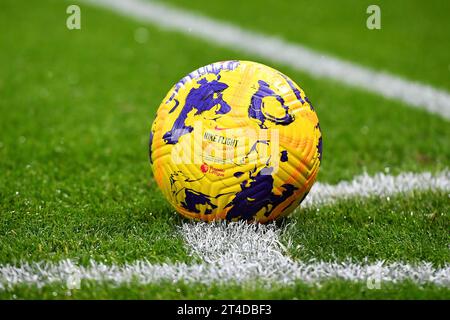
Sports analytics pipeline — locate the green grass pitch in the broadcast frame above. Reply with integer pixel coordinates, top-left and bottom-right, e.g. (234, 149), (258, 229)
(0, 0), (449, 299)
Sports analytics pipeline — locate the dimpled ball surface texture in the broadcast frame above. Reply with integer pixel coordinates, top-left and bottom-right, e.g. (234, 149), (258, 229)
(150, 61), (322, 223)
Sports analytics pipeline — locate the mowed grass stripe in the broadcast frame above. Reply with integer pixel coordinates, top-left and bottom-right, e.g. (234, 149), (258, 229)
(85, 0), (450, 119)
(1, 280), (449, 300)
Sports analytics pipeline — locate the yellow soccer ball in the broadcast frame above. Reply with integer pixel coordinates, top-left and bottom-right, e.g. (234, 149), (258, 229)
(150, 61), (322, 223)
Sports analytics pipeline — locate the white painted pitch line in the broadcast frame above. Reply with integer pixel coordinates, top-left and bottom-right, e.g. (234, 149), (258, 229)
(1, 171), (449, 290)
(0, 222), (449, 290)
(83, 0), (450, 120)
(301, 170), (450, 208)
